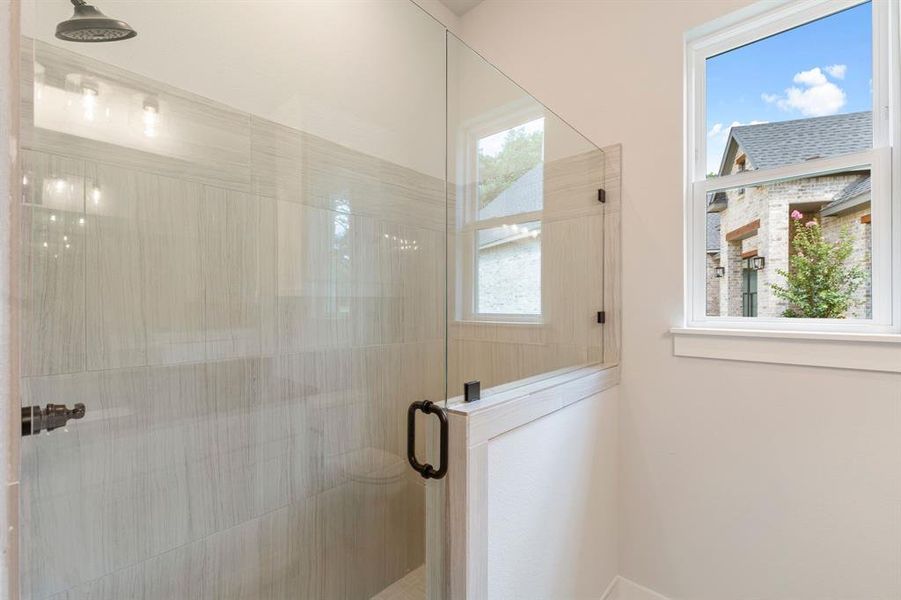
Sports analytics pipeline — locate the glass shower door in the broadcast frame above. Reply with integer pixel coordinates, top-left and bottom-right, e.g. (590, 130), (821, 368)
(446, 33), (608, 399)
(17, 1), (448, 598)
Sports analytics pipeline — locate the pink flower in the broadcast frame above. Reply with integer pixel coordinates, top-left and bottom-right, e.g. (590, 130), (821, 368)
(791, 210), (804, 220)
(805, 220), (817, 228)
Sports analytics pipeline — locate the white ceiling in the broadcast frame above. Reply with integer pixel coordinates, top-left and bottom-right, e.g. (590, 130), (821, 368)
(438, 0), (484, 16)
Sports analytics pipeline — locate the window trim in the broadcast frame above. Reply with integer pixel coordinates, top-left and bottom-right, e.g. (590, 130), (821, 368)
(683, 0), (900, 335)
(458, 103), (546, 322)
(671, 326), (901, 373)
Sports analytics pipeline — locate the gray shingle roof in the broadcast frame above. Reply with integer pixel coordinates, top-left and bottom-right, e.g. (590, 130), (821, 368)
(822, 174), (871, 216)
(478, 164), (543, 247)
(832, 175), (871, 204)
(479, 163), (543, 220)
(722, 111), (871, 174)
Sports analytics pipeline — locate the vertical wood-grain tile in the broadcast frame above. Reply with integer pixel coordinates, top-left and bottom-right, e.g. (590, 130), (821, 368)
(84, 162), (148, 370)
(199, 517), (262, 600)
(187, 358), (261, 537)
(255, 355), (292, 515)
(201, 186), (261, 360)
(20, 372), (98, 599)
(601, 144), (622, 364)
(142, 175), (205, 365)
(276, 200), (308, 355)
(259, 196), (278, 356)
(20, 151), (86, 376)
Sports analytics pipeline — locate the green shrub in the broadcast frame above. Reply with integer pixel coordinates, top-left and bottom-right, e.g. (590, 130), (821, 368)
(770, 210), (866, 318)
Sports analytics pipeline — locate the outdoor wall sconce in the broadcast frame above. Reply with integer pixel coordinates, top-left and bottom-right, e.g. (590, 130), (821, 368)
(714, 266), (725, 278)
(752, 256), (766, 270)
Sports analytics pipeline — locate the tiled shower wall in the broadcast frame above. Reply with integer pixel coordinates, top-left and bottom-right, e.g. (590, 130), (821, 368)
(19, 41), (444, 599)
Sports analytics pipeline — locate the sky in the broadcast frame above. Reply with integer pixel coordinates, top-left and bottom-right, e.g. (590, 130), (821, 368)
(705, 2), (872, 174)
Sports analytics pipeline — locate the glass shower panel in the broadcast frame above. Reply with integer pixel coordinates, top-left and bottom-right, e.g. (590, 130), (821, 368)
(446, 34), (606, 397)
(18, 1), (446, 599)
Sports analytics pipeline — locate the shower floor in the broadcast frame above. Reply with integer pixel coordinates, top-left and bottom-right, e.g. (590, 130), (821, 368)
(371, 565), (426, 600)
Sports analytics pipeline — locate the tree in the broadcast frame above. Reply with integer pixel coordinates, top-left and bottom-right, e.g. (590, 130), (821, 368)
(477, 128), (543, 209)
(770, 210), (866, 318)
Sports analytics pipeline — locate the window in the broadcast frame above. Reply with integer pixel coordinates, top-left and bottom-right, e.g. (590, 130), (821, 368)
(463, 115), (545, 319)
(685, 0), (897, 333)
(476, 221), (541, 314)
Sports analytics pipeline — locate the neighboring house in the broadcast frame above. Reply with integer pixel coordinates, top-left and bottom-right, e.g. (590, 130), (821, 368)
(477, 163), (543, 314)
(706, 111), (872, 319)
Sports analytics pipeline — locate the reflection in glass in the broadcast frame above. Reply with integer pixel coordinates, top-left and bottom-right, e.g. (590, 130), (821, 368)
(477, 221), (541, 315)
(477, 117), (544, 217)
(447, 32), (606, 394)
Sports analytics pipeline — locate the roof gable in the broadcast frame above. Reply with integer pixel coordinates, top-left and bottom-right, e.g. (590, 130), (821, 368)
(718, 111), (872, 176)
(480, 163), (543, 219)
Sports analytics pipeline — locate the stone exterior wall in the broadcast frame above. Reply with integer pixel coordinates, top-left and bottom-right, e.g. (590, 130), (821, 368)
(713, 171), (869, 318)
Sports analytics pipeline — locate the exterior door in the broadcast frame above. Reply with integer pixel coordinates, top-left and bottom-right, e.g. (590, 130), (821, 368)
(742, 258), (758, 317)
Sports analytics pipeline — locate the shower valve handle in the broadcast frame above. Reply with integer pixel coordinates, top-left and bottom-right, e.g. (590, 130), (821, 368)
(22, 403), (86, 436)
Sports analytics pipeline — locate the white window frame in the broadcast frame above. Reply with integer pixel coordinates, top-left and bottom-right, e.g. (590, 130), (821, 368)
(683, 0), (900, 335)
(458, 104), (545, 323)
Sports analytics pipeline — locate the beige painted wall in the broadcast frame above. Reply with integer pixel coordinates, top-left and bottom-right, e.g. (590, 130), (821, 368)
(457, 1), (901, 599)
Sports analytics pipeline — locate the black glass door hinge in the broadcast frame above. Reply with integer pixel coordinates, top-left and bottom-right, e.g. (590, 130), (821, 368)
(464, 380), (480, 403)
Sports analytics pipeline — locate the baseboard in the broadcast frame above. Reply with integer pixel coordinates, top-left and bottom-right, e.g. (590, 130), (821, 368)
(601, 576), (671, 600)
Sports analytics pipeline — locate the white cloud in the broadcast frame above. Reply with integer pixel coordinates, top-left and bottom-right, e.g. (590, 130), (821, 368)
(762, 65), (847, 117)
(707, 123), (724, 138)
(825, 64), (847, 79)
(793, 67), (828, 87)
(777, 83), (846, 116)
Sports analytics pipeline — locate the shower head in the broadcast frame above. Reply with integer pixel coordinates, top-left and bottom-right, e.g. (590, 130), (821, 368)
(55, 0), (136, 43)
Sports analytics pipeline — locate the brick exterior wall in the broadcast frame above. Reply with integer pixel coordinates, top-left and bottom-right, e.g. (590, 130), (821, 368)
(478, 236), (541, 314)
(706, 252), (721, 316)
(821, 205), (872, 319)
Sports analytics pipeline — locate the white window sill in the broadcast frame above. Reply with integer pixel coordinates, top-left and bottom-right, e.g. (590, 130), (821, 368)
(671, 327), (901, 373)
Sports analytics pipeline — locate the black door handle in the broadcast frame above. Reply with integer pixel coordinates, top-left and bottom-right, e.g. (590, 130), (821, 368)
(407, 400), (448, 480)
